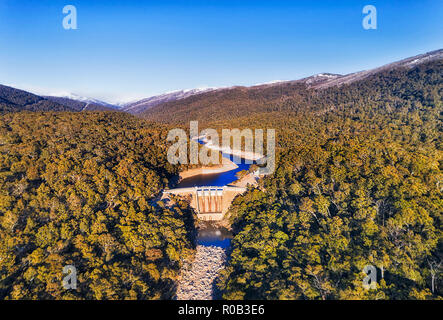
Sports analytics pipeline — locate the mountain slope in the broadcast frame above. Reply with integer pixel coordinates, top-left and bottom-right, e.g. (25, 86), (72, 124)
(0, 85), (120, 113)
(123, 88), (217, 114)
(0, 85), (77, 112)
(311, 48), (443, 89)
(214, 51), (442, 300)
(44, 95), (120, 112)
(0, 112), (195, 299)
(141, 49), (443, 124)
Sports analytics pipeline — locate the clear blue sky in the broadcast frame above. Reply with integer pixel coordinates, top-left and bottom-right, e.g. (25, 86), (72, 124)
(0, 0), (441, 103)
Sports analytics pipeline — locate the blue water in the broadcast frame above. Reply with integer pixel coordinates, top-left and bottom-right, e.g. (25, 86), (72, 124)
(198, 238), (231, 248)
(197, 223), (232, 248)
(178, 139), (245, 247)
(177, 152), (253, 188)
(177, 139), (253, 187)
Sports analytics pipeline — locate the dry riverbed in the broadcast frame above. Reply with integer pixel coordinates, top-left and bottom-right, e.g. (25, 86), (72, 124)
(175, 245), (227, 300)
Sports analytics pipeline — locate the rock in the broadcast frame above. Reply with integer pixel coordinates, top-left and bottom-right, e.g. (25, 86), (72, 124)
(175, 245), (227, 300)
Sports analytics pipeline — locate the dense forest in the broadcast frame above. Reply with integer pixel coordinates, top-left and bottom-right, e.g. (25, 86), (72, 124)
(215, 60), (443, 299)
(0, 112), (196, 299)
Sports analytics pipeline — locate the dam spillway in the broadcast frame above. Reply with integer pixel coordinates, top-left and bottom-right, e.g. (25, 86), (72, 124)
(162, 186), (247, 221)
(196, 187), (224, 214)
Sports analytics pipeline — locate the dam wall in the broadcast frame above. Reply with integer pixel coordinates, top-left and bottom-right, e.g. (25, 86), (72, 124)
(162, 186), (246, 221)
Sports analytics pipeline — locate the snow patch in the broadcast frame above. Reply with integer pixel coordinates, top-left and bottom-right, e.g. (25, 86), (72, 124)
(252, 80), (288, 86)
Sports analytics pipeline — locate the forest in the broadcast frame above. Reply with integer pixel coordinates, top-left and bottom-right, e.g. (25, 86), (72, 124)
(0, 112), (196, 299)
(0, 58), (441, 300)
(215, 60), (442, 299)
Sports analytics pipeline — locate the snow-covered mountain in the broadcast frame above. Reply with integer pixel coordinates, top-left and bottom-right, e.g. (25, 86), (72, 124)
(305, 49), (443, 89)
(300, 73), (342, 86)
(45, 93), (120, 110)
(139, 49), (443, 123)
(249, 49), (443, 91)
(44, 93), (121, 112)
(122, 87), (218, 114)
(39, 48), (443, 115)
(251, 80), (290, 87)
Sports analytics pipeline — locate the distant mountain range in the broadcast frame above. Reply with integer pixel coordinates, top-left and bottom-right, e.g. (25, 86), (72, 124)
(245, 48), (443, 90)
(0, 85), (120, 113)
(121, 88), (217, 114)
(141, 49), (443, 123)
(127, 49), (443, 115)
(0, 84), (75, 112)
(1, 49), (441, 114)
(43, 94), (120, 112)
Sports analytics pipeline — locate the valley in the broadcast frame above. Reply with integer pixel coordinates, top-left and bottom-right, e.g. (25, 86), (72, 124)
(0, 50), (442, 300)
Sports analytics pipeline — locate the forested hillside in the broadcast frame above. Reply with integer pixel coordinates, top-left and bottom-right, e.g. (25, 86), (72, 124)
(43, 96), (119, 112)
(0, 112), (196, 299)
(216, 60), (443, 299)
(0, 85), (119, 113)
(142, 82), (310, 124)
(142, 58), (442, 127)
(0, 85), (77, 112)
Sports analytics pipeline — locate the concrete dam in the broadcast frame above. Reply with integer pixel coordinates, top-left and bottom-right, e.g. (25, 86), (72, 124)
(162, 186), (247, 221)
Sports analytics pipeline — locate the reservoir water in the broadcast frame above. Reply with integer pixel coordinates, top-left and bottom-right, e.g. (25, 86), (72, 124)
(175, 140), (251, 299)
(177, 156), (252, 187)
(177, 139), (254, 188)
(177, 139), (251, 247)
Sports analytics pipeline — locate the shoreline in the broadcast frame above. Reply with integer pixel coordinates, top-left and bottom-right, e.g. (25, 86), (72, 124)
(194, 135), (264, 162)
(179, 156), (239, 180)
(178, 134), (263, 181)
(173, 139), (261, 300)
(229, 172), (258, 188)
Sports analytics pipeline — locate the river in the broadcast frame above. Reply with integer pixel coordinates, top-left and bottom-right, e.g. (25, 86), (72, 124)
(177, 152), (253, 188)
(174, 222), (232, 299)
(175, 142), (254, 299)
(179, 140), (254, 246)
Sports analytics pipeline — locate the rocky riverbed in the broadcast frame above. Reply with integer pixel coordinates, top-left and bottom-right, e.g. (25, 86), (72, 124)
(175, 245), (227, 300)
